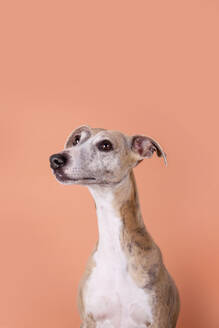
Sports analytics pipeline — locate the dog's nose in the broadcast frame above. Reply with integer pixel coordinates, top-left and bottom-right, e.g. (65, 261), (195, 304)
(49, 153), (67, 169)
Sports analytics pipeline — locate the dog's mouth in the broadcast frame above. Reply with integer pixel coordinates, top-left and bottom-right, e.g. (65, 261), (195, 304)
(54, 170), (96, 183)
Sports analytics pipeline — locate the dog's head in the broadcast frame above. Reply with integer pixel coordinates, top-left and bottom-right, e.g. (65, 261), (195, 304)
(49, 125), (167, 186)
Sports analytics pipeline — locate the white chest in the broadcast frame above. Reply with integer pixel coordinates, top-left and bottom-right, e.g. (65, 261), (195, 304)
(84, 203), (153, 328)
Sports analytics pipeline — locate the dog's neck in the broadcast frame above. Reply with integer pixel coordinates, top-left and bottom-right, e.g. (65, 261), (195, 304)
(88, 171), (144, 250)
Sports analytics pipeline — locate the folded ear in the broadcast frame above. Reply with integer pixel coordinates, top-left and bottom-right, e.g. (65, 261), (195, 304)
(64, 125), (91, 148)
(131, 135), (167, 166)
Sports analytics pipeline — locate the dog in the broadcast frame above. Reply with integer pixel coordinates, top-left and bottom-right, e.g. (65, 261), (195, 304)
(49, 125), (180, 328)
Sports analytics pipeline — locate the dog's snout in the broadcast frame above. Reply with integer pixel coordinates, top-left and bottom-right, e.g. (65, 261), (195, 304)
(49, 153), (67, 169)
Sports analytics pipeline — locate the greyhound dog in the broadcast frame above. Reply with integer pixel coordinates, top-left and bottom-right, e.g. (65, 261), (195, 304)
(49, 125), (180, 328)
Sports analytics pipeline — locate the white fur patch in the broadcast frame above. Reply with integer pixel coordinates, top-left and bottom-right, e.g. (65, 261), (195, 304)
(85, 189), (153, 328)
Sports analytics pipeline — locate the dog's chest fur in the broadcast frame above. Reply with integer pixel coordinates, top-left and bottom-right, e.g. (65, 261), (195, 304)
(84, 197), (153, 328)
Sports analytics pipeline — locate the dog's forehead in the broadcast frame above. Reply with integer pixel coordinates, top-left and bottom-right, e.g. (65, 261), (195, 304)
(64, 126), (129, 149)
(91, 129), (128, 146)
(90, 127), (106, 135)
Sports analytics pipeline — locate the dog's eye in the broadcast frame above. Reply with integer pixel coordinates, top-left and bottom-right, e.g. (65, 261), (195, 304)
(72, 134), (81, 146)
(97, 140), (113, 152)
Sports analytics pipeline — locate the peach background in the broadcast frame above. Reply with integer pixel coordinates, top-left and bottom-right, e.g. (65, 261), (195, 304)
(0, 1), (219, 327)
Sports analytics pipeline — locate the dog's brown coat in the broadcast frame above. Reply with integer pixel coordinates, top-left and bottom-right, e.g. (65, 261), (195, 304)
(78, 171), (179, 328)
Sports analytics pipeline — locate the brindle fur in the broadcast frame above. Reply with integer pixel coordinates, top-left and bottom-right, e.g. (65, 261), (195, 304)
(78, 171), (179, 327)
(118, 172), (180, 328)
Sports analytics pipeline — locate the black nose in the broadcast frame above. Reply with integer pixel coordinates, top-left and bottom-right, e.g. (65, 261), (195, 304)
(49, 153), (67, 169)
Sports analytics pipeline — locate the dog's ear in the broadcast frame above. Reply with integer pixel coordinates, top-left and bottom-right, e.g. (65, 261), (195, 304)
(64, 125), (91, 148)
(131, 135), (167, 166)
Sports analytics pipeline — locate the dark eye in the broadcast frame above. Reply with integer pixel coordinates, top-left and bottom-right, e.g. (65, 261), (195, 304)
(72, 134), (81, 146)
(97, 139), (113, 152)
